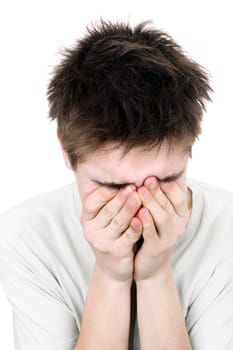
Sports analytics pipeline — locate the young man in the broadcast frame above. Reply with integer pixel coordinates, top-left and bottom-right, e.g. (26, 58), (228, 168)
(0, 19), (233, 350)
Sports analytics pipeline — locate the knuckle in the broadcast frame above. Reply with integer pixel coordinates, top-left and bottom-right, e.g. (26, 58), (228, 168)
(111, 216), (126, 232)
(124, 228), (140, 242)
(102, 205), (115, 219)
(160, 198), (170, 210)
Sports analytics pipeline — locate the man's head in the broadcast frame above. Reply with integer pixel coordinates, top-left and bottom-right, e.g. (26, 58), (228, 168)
(47, 19), (212, 171)
(73, 142), (191, 203)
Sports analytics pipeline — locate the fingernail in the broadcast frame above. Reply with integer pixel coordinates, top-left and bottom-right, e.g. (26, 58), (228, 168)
(124, 185), (134, 193)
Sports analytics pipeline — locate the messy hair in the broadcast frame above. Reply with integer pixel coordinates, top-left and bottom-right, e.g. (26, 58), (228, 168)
(47, 19), (212, 169)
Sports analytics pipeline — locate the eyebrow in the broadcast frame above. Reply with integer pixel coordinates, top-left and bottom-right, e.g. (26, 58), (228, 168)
(91, 168), (185, 189)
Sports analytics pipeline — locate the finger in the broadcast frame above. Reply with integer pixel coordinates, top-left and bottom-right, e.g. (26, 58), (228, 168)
(137, 207), (159, 245)
(121, 216), (143, 248)
(109, 191), (142, 237)
(160, 181), (189, 217)
(137, 186), (168, 236)
(96, 186), (136, 228)
(91, 185), (136, 228)
(143, 177), (173, 213)
(82, 186), (119, 221)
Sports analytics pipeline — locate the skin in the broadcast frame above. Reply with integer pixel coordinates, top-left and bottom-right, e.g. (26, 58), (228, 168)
(71, 143), (191, 200)
(61, 140), (192, 349)
(71, 142), (192, 279)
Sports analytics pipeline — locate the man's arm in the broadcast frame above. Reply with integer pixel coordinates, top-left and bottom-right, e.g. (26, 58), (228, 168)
(75, 185), (142, 349)
(74, 267), (131, 350)
(134, 178), (192, 349)
(136, 266), (191, 349)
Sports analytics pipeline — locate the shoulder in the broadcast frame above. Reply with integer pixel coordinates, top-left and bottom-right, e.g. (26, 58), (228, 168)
(189, 179), (233, 215)
(0, 182), (79, 243)
(186, 179), (233, 265)
(0, 182), (84, 285)
(0, 183), (80, 348)
(184, 179), (233, 262)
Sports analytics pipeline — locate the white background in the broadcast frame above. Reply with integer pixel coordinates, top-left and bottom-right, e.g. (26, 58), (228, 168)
(0, 0), (232, 348)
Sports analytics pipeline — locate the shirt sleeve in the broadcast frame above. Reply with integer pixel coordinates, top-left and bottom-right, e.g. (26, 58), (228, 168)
(0, 236), (79, 350)
(186, 248), (233, 350)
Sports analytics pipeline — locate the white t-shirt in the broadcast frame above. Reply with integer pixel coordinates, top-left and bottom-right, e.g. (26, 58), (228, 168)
(0, 179), (233, 350)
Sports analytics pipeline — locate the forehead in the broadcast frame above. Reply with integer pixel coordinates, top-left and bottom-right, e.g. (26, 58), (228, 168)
(81, 143), (189, 185)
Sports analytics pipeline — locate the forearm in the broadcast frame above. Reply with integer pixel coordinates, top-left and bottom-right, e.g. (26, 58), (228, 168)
(136, 265), (192, 350)
(75, 265), (132, 350)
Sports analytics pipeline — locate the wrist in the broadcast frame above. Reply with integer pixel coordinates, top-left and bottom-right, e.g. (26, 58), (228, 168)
(93, 264), (133, 290)
(135, 263), (172, 288)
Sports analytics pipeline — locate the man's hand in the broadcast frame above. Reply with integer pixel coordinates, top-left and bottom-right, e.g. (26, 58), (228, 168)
(134, 177), (190, 282)
(81, 185), (142, 283)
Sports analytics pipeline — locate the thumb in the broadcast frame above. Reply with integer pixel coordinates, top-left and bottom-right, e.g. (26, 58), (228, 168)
(123, 217), (143, 247)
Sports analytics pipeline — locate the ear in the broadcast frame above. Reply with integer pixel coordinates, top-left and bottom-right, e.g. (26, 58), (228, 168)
(57, 130), (72, 170)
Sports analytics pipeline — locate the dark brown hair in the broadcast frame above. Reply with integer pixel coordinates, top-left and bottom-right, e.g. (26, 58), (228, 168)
(47, 19), (212, 169)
